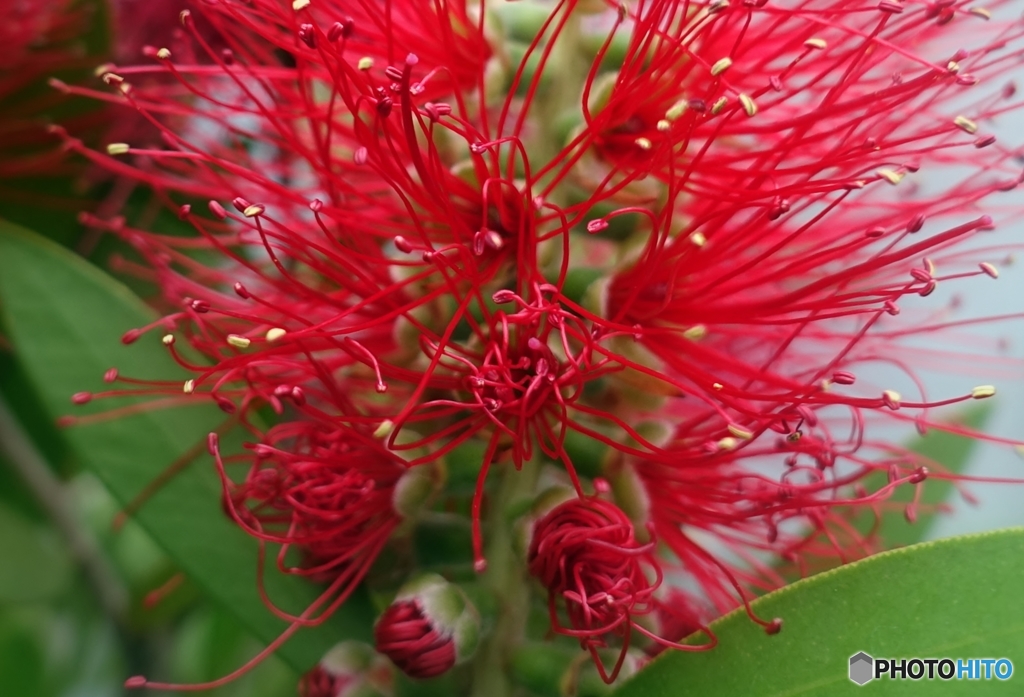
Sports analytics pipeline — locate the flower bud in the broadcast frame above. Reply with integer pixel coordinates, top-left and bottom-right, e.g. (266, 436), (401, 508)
(374, 573), (480, 679)
(300, 641), (392, 697)
(391, 465), (437, 519)
(528, 496), (663, 683)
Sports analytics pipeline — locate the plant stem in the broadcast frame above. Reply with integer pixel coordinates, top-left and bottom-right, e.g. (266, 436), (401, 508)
(470, 456), (541, 697)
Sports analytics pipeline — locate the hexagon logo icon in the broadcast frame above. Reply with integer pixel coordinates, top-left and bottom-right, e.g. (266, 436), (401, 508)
(849, 652), (874, 685)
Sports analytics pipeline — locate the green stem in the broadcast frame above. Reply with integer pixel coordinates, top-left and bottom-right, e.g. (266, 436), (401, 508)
(470, 457), (542, 697)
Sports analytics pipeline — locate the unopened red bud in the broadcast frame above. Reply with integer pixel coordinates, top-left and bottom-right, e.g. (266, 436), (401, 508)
(374, 574), (479, 679)
(121, 328), (142, 344)
(72, 392), (93, 405)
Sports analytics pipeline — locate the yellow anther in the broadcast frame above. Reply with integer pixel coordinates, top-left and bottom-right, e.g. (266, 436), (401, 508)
(739, 93), (757, 117)
(162, 334), (175, 346)
(690, 231), (707, 247)
(684, 325), (707, 340)
(183, 379), (195, 394)
(804, 38), (827, 50)
(727, 424), (754, 440)
(666, 100), (688, 121)
(358, 57), (374, 71)
(711, 57), (732, 76)
(106, 143), (130, 156)
(971, 385), (996, 399)
(265, 327), (287, 342)
(877, 169), (904, 185)
(954, 115), (978, 134)
(227, 334), (251, 349)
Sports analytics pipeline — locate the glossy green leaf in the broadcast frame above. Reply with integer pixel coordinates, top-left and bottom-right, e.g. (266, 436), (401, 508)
(615, 527), (1024, 697)
(0, 222), (371, 675)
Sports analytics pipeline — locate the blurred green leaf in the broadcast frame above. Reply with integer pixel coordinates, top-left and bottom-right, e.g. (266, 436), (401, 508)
(776, 405), (994, 582)
(172, 607), (299, 697)
(0, 503), (73, 604)
(0, 613), (45, 697)
(0, 221), (371, 676)
(875, 404), (992, 548)
(614, 527), (1024, 697)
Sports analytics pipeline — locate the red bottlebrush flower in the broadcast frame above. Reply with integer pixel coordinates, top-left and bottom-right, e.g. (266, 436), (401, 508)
(214, 422), (408, 599)
(528, 496), (715, 683)
(61, 0), (1024, 688)
(373, 574), (480, 679)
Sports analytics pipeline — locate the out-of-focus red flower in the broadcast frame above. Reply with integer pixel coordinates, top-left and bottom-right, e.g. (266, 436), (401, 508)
(0, 0), (92, 179)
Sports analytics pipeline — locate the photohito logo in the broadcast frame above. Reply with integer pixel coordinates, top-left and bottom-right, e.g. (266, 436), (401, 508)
(849, 653), (1013, 685)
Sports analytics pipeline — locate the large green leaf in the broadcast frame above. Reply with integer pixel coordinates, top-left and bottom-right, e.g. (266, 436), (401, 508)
(615, 527), (1024, 696)
(0, 222), (371, 676)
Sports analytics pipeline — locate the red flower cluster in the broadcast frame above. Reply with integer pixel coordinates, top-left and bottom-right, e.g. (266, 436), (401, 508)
(61, 0), (1024, 687)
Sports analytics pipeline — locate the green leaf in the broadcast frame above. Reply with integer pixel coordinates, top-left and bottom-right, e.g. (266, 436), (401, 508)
(0, 221), (371, 676)
(614, 527), (1024, 697)
(875, 403), (992, 548)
